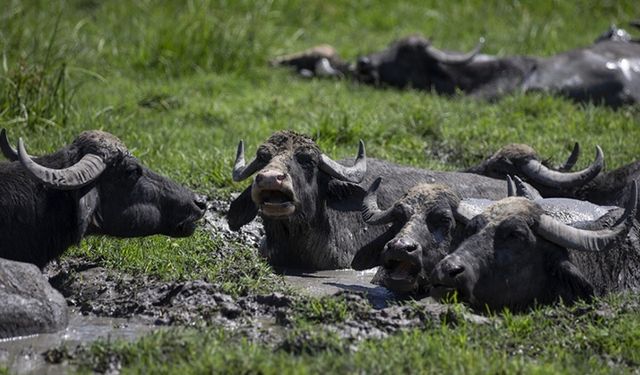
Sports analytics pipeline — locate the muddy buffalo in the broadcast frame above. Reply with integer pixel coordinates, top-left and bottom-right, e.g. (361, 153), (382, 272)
(0, 130), (206, 268)
(468, 142), (640, 207)
(226, 131), (548, 270)
(272, 27), (640, 106)
(431, 183), (639, 312)
(352, 177), (620, 296)
(352, 180), (468, 294)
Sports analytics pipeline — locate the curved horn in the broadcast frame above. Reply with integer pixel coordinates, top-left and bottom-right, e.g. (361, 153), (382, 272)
(361, 177), (396, 225)
(513, 176), (537, 200)
(232, 140), (263, 182)
(0, 129), (18, 161)
(424, 37), (484, 65)
(507, 175), (516, 197)
(537, 181), (637, 252)
(520, 145), (603, 189)
(18, 138), (106, 190)
(558, 142), (580, 172)
(319, 140), (367, 183)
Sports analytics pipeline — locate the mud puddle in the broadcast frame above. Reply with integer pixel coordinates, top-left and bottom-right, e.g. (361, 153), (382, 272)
(0, 312), (158, 375)
(282, 268), (393, 308)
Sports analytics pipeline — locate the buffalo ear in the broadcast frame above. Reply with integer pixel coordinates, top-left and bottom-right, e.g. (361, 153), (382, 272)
(351, 246), (382, 270)
(327, 180), (366, 212)
(77, 187), (99, 237)
(552, 259), (594, 304)
(351, 226), (399, 270)
(227, 186), (258, 231)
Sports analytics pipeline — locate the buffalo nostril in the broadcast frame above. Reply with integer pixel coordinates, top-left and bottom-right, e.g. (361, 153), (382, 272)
(447, 264), (465, 278)
(276, 174), (287, 181)
(194, 196), (207, 211)
(255, 174), (264, 184)
(388, 238), (418, 253)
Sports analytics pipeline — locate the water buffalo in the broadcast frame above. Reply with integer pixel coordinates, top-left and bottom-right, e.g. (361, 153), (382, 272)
(352, 177), (619, 295)
(273, 27), (640, 106)
(430, 183), (639, 312)
(0, 129), (206, 268)
(352, 180), (470, 294)
(467, 142), (640, 207)
(226, 131), (549, 270)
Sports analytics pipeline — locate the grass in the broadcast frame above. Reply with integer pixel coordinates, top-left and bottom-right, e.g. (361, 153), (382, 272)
(1, 0), (640, 373)
(67, 293), (640, 374)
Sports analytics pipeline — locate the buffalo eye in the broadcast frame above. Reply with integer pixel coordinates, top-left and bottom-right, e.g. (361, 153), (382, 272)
(427, 210), (454, 231)
(295, 150), (316, 168)
(122, 159), (142, 179)
(496, 217), (533, 244)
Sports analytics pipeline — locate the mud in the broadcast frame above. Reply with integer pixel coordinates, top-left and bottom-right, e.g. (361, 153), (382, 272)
(1, 198), (491, 373)
(204, 197), (264, 249)
(0, 313), (157, 375)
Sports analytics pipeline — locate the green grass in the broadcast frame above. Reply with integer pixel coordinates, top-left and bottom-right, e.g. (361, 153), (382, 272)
(69, 294), (640, 374)
(2, 0), (640, 373)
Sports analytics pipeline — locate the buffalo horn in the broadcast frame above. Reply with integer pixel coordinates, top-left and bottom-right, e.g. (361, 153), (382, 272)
(0, 129), (18, 161)
(507, 175), (516, 197)
(319, 140), (367, 183)
(361, 177), (396, 225)
(232, 140), (264, 182)
(558, 142), (580, 172)
(536, 181), (637, 252)
(424, 37), (484, 65)
(18, 138), (106, 190)
(513, 176), (537, 200)
(520, 145), (603, 188)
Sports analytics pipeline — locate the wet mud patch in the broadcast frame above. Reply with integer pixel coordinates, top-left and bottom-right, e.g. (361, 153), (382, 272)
(45, 258), (490, 339)
(205, 197), (264, 248)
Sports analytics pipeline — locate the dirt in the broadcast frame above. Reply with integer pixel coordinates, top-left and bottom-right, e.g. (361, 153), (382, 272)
(44, 257), (489, 335)
(1, 198), (491, 373)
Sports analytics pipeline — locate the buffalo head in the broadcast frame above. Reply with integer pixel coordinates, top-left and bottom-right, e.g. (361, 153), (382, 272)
(227, 131), (365, 229)
(14, 130), (206, 238)
(351, 179), (469, 294)
(354, 35), (484, 90)
(468, 143), (603, 190)
(431, 183), (636, 312)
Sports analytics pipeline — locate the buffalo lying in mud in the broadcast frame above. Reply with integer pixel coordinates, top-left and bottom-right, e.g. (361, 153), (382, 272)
(227, 131), (548, 270)
(272, 26), (640, 106)
(0, 129), (206, 268)
(468, 142), (639, 207)
(352, 177), (622, 296)
(431, 182), (640, 312)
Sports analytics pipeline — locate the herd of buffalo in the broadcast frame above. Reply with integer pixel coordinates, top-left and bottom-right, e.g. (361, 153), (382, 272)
(2, 24), (640, 338)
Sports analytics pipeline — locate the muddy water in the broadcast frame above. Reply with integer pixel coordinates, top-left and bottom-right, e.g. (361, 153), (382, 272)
(282, 268), (394, 308)
(0, 312), (158, 375)
(0, 266), (395, 374)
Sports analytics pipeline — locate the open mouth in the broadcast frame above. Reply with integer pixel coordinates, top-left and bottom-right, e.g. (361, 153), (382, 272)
(383, 260), (421, 293)
(258, 189), (296, 217)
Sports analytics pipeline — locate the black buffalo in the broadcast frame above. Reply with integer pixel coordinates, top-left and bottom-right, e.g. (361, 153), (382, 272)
(430, 183), (639, 312)
(352, 180), (469, 294)
(272, 26), (640, 106)
(352, 177), (619, 295)
(467, 142), (639, 207)
(226, 131), (547, 270)
(0, 130), (206, 268)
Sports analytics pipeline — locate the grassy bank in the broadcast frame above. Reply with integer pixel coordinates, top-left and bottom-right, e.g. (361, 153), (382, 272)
(63, 293), (640, 374)
(2, 0), (639, 373)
